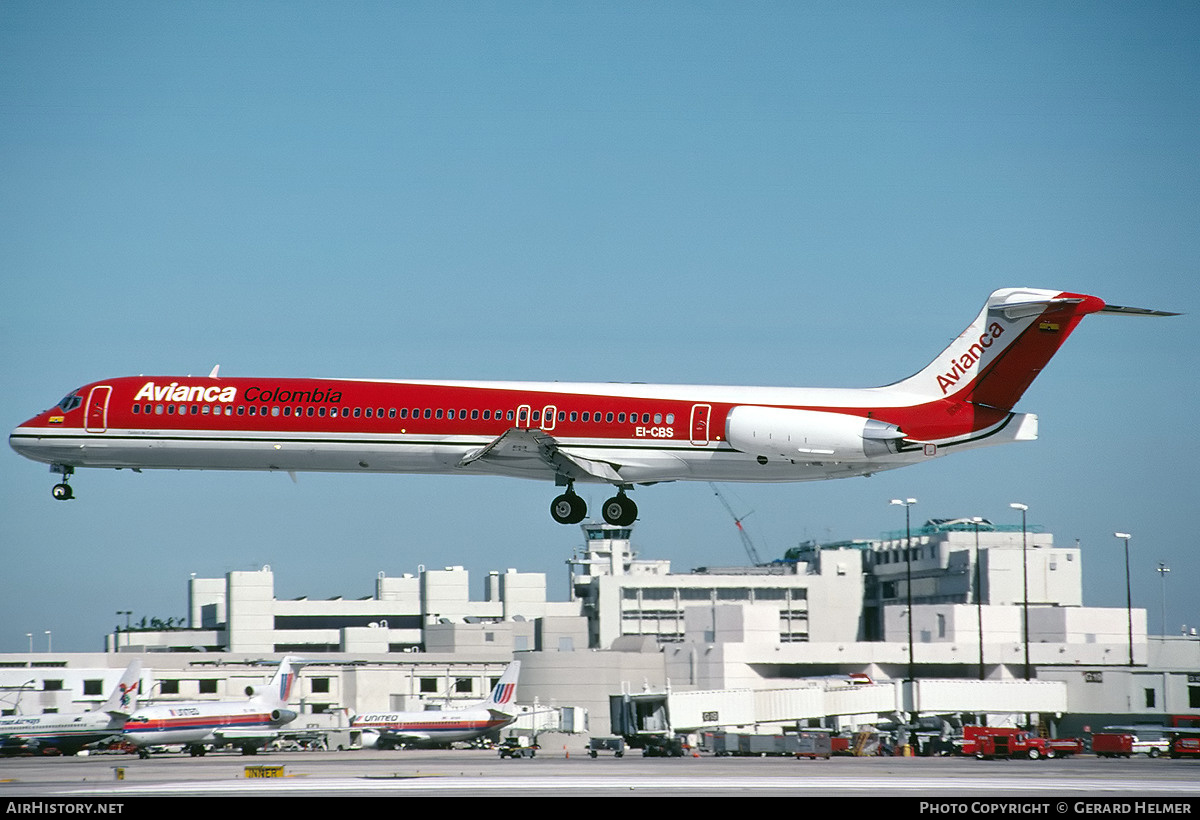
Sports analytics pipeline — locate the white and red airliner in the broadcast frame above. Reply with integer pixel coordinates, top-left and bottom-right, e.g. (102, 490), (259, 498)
(122, 656), (302, 758)
(9, 288), (1173, 525)
(352, 661), (522, 749)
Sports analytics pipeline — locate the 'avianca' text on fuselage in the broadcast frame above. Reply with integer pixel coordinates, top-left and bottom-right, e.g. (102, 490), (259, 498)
(9, 288), (1175, 524)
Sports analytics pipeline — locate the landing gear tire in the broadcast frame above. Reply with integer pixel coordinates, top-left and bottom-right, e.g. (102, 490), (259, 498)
(602, 494), (637, 526)
(550, 492), (587, 525)
(51, 483), (73, 501)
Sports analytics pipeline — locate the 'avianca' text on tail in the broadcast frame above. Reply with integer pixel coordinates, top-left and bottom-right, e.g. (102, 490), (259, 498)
(9, 288), (1176, 524)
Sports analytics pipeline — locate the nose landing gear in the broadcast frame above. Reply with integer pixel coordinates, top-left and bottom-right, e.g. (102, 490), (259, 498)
(50, 464), (74, 501)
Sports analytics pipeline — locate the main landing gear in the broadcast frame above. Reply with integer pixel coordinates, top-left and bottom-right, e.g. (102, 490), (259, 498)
(550, 488), (588, 525)
(601, 490), (637, 527)
(50, 464), (74, 501)
(549, 484), (637, 526)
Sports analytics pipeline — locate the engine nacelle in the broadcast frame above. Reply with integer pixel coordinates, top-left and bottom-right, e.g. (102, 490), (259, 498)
(270, 709), (298, 724)
(724, 405), (904, 461)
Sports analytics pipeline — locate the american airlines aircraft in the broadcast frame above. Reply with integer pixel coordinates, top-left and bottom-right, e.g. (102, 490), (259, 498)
(8, 288), (1173, 525)
(352, 661), (521, 749)
(122, 656), (302, 757)
(0, 661), (141, 756)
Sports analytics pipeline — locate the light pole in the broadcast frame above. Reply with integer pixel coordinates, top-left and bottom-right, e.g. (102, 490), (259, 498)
(44, 631), (51, 653)
(1010, 503), (1030, 680)
(971, 517), (985, 681)
(890, 498), (917, 681)
(1156, 563), (1171, 637)
(1115, 533), (1133, 666)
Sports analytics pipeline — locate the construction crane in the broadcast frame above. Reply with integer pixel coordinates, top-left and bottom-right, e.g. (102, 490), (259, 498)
(708, 483), (764, 566)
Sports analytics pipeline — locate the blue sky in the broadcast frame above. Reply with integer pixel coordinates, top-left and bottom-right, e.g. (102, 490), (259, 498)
(1, 2), (1196, 653)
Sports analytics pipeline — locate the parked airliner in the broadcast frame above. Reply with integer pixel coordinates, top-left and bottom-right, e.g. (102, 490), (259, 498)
(352, 661), (521, 749)
(9, 288), (1174, 524)
(122, 656), (302, 757)
(0, 661), (141, 756)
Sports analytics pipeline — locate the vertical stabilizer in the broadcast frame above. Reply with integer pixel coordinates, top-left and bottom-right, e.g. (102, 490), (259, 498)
(100, 660), (142, 717)
(884, 288), (1106, 411)
(483, 661), (520, 710)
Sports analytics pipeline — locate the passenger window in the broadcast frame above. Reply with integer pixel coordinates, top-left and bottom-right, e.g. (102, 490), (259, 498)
(581, 412), (589, 422)
(388, 408), (396, 418)
(654, 413), (662, 424)
(354, 408), (362, 418)
(506, 410), (514, 420)
(666, 413), (675, 424)
(618, 413), (625, 423)
(459, 409), (466, 418)
(471, 409), (479, 420)
(248, 406), (256, 416)
(483, 410), (491, 420)
(423, 409), (431, 419)
(447, 409), (455, 419)
(436, 409), (444, 419)
(605, 412), (613, 422)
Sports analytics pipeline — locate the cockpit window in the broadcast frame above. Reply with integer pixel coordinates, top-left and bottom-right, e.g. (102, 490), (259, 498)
(57, 393), (83, 413)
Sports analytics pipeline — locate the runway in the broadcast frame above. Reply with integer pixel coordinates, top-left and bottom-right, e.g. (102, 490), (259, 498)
(3, 749), (1199, 798)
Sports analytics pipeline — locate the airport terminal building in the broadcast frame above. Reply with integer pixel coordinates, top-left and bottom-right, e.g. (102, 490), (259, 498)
(3, 519), (1197, 739)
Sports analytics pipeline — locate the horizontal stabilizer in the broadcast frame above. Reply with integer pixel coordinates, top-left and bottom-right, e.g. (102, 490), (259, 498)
(1100, 303), (1181, 317)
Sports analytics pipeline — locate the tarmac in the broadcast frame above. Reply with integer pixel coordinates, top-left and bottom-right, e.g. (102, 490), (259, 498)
(2, 747), (1199, 798)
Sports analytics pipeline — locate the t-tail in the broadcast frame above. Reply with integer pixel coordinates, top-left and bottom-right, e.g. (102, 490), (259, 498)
(483, 661), (520, 713)
(99, 660), (142, 717)
(879, 287), (1177, 445)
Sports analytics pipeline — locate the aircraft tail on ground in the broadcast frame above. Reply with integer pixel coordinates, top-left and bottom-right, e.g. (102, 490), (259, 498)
(246, 656), (305, 707)
(99, 660), (142, 717)
(483, 661), (520, 712)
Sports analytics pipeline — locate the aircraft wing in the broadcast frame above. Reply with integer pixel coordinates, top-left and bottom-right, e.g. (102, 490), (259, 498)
(212, 728), (282, 743)
(458, 428), (623, 483)
(380, 729), (433, 742)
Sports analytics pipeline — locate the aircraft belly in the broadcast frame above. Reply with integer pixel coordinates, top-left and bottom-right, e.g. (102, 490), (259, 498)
(12, 428), (925, 482)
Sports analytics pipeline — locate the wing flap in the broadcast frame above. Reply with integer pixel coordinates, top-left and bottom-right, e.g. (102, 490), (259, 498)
(458, 428), (622, 483)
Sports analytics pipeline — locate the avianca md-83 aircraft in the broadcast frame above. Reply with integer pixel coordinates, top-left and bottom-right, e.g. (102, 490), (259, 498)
(9, 288), (1174, 525)
(351, 661), (521, 749)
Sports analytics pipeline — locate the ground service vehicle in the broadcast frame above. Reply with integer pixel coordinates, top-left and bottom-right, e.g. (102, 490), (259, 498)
(974, 730), (1082, 760)
(1092, 732), (1167, 758)
(497, 737), (537, 759)
(588, 737), (625, 758)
